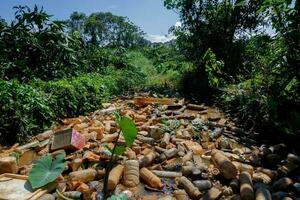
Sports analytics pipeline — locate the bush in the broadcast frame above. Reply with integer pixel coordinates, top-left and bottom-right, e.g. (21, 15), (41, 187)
(127, 50), (194, 93)
(220, 79), (300, 137)
(0, 6), (81, 82)
(0, 80), (53, 144)
(32, 75), (111, 118)
(1, 67), (148, 144)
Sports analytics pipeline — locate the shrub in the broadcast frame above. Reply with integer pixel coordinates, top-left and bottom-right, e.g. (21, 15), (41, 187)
(0, 6), (81, 82)
(32, 69), (146, 119)
(33, 75), (110, 118)
(0, 80), (53, 144)
(219, 78), (300, 136)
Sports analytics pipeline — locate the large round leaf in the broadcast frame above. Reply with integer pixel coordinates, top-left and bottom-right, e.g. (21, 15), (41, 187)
(28, 154), (66, 189)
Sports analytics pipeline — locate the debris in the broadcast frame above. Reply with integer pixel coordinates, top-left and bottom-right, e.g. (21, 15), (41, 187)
(2, 95), (300, 199)
(0, 156), (18, 174)
(69, 169), (97, 183)
(19, 150), (38, 166)
(60, 191), (82, 199)
(134, 97), (175, 106)
(69, 158), (83, 171)
(139, 151), (156, 167)
(160, 132), (171, 148)
(272, 177), (293, 191)
(124, 160), (139, 187)
(232, 161), (254, 174)
(158, 148), (178, 162)
(186, 104), (207, 111)
(202, 187), (222, 200)
(182, 151), (193, 163)
(149, 126), (164, 140)
(253, 172), (272, 184)
(254, 183), (271, 200)
(140, 167), (163, 189)
(183, 141), (203, 155)
(151, 170), (182, 178)
(51, 129), (85, 151)
(211, 149), (237, 179)
(193, 180), (212, 191)
(176, 176), (202, 199)
(229, 178), (240, 193)
(39, 194), (55, 200)
(173, 189), (189, 200)
(108, 164), (124, 190)
(240, 171), (254, 200)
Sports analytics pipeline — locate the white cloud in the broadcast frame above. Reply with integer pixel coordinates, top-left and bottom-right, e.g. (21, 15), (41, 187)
(145, 21), (181, 43)
(174, 21), (182, 27)
(145, 34), (176, 43)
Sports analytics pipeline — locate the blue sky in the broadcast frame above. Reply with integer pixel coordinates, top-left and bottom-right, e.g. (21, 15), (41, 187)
(0, 0), (179, 42)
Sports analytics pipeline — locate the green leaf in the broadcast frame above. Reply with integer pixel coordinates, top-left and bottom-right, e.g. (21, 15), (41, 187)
(235, 0), (246, 7)
(28, 154), (66, 189)
(114, 145), (126, 155)
(118, 116), (137, 147)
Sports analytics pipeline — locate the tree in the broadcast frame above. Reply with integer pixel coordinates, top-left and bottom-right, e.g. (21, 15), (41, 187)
(0, 5), (81, 81)
(164, 0), (265, 83)
(80, 12), (146, 48)
(0, 16), (6, 30)
(67, 11), (87, 34)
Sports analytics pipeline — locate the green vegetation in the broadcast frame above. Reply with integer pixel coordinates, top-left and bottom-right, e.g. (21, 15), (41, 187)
(28, 154), (66, 189)
(164, 0), (300, 138)
(0, 80), (54, 144)
(0, 1), (299, 144)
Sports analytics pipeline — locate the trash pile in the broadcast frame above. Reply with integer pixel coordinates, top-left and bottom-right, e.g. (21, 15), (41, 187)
(0, 95), (300, 200)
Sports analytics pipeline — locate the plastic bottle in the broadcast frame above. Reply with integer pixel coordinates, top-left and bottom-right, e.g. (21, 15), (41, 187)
(176, 176), (202, 199)
(140, 167), (163, 189)
(108, 164), (124, 190)
(240, 171), (254, 200)
(173, 189), (189, 200)
(160, 132), (171, 148)
(124, 160), (139, 187)
(139, 151), (156, 167)
(69, 169), (97, 183)
(158, 148), (178, 162)
(211, 149), (237, 179)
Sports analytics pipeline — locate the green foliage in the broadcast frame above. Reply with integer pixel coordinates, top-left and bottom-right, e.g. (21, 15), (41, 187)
(118, 116), (138, 147)
(0, 6), (81, 82)
(1, 67), (146, 144)
(67, 11), (147, 48)
(203, 48), (224, 87)
(84, 47), (130, 72)
(164, 0), (265, 89)
(106, 114), (138, 156)
(0, 6), (149, 83)
(163, 0), (300, 137)
(0, 80), (53, 144)
(139, 44), (194, 93)
(29, 154), (66, 189)
(36, 75), (110, 118)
